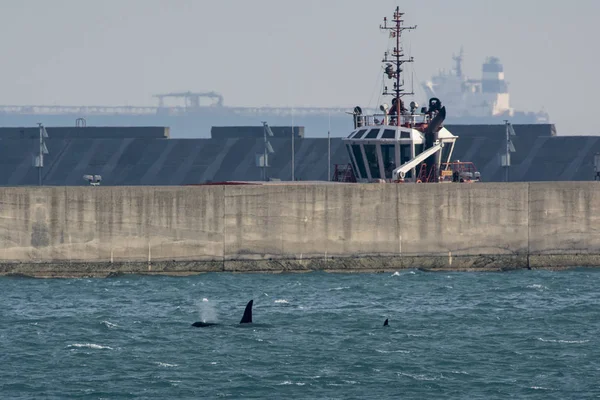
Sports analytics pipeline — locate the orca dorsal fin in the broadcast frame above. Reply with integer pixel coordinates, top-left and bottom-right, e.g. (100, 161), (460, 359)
(384, 319), (389, 326)
(240, 300), (253, 324)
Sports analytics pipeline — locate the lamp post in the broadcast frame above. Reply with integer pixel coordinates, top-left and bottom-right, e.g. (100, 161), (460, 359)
(35, 123), (49, 186)
(328, 112), (331, 181)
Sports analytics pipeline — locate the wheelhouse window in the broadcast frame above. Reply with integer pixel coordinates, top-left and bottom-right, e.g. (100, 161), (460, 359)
(380, 144), (396, 180)
(441, 143), (452, 163)
(363, 144), (381, 179)
(400, 144), (413, 178)
(381, 129), (395, 139)
(365, 129), (380, 139)
(351, 145), (368, 178)
(353, 129), (368, 139)
(400, 144), (412, 165)
(415, 144), (424, 157)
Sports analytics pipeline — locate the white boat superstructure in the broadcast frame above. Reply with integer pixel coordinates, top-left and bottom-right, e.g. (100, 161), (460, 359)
(342, 7), (480, 184)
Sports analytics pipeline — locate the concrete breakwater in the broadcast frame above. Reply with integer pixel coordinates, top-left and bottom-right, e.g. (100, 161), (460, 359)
(0, 183), (598, 277)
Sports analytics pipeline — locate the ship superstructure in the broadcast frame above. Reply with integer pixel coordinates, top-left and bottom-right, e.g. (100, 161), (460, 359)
(423, 49), (549, 124)
(341, 8), (479, 184)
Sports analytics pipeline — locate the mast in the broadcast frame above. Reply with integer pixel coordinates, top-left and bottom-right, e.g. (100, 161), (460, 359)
(453, 47), (464, 78)
(380, 7), (416, 122)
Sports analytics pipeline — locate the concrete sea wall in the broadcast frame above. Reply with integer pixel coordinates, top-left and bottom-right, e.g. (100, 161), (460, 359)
(0, 183), (598, 277)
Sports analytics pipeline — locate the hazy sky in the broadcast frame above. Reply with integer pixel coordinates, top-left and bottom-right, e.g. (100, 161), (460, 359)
(0, 0), (598, 134)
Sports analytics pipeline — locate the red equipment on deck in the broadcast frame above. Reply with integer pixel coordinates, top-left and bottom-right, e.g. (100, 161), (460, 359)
(332, 164), (357, 182)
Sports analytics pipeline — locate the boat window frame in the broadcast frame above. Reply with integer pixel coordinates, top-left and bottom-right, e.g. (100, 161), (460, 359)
(346, 144), (361, 179)
(365, 129), (380, 139)
(363, 143), (381, 180)
(351, 144), (368, 179)
(353, 129), (368, 139)
(380, 143), (396, 180)
(381, 129), (396, 139)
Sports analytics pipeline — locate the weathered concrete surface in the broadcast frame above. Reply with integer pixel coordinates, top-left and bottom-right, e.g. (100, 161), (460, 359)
(0, 183), (599, 277)
(398, 183), (529, 259)
(0, 186), (224, 265)
(223, 184), (401, 262)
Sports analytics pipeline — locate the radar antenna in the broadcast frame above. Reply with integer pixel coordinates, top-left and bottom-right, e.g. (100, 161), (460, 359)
(380, 7), (416, 122)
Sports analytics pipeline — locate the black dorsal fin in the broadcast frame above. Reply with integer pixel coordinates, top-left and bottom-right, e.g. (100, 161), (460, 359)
(240, 300), (253, 324)
(383, 319), (389, 326)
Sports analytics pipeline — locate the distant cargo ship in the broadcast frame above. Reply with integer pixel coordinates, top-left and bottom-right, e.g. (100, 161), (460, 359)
(423, 49), (550, 125)
(0, 57), (548, 138)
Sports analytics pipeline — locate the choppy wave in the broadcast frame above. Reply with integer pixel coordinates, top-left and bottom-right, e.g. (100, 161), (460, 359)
(155, 362), (178, 368)
(375, 349), (411, 354)
(101, 320), (118, 329)
(67, 343), (113, 350)
(538, 338), (589, 344)
(2, 269), (599, 398)
(527, 284), (549, 290)
(278, 381), (305, 386)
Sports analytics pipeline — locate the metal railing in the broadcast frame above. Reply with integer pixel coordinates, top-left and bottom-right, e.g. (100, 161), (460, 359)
(353, 112), (429, 128)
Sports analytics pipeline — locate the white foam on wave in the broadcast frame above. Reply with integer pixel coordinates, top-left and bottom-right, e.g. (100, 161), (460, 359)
(406, 333), (428, 338)
(538, 338), (589, 344)
(202, 298), (209, 302)
(274, 299), (289, 304)
(376, 349), (410, 354)
(391, 271), (401, 276)
(102, 321), (118, 329)
(277, 380), (305, 386)
(450, 370), (470, 375)
(527, 284), (549, 290)
(68, 343), (113, 350)
(155, 362), (178, 368)
(329, 286), (350, 291)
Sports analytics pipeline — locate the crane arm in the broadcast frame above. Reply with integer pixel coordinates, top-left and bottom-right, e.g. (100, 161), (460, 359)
(392, 141), (443, 181)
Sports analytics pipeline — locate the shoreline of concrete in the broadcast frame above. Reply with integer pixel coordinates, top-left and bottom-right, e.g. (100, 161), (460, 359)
(0, 254), (595, 278)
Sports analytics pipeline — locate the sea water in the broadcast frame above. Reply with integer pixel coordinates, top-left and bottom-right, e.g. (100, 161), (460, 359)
(1, 269), (599, 399)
